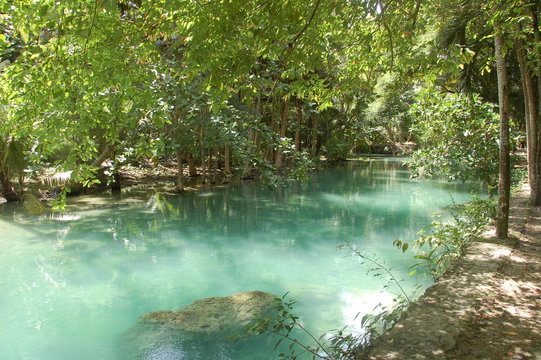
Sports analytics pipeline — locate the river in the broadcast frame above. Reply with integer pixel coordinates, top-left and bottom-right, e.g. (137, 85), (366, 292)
(0, 158), (483, 359)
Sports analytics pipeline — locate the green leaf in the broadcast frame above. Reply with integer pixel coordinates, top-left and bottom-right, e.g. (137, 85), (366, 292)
(19, 28), (29, 43)
(98, 0), (118, 12)
(402, 243), (409, 252)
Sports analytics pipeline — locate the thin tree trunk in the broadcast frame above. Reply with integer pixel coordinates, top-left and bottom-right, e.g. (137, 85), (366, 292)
(175, 150), (185, 192)
(530, 6), (541, 205)
(515, 34), (538, 195)
(201, 154), (207, 184)
(243, 128), (255, 178)
(200, 127), (207, 184)
(274, 98), (289, 168)
(253, 94), (261, 154)
(214, 147), (219, 183)
(310, 113), (318, 158)
(265, 94), (276, 162)
(207, 148), (212, 182)
(188, 153), (197, 176)
(295, 99), (303, 152)
(0, 169), (18, 202)
(495, 32), (511, 239)
(532, 5), (541, 120)
(224, 144), (231, 176)
(201, 151), (207, 184)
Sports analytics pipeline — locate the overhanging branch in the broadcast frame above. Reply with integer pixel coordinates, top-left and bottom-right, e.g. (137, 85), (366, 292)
(288, 0), (322, 51)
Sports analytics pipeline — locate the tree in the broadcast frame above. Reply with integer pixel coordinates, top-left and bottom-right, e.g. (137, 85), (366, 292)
(409, 90), (500, 188)
(494, 30), (511, 238)
(0, 0), (527, 212)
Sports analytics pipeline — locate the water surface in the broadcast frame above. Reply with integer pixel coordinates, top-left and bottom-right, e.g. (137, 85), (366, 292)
(0, 159), (482, 359)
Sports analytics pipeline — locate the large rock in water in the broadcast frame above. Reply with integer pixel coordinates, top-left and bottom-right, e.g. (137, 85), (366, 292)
(118, 291), (277, 360)
(139, 290), (276, 335)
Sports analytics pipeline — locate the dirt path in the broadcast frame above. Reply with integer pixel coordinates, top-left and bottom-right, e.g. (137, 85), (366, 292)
(360, 185), (541, 360)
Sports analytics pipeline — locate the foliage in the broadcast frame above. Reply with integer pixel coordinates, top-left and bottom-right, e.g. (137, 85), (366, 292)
(511, 166), (528, 192)
(394, 196), (497, 280)
(341, 241), (412, 304)
(339, 241), (415, 345)
(50, 188), (69, 211)
(322, 136), (351, 162)
(284, 149), (316, 182)
(241, 294), (358, 360)
(362, 73), (416, 151)
(358, 295), (411, 347)
(0, 0), (533, 207)
(409, 90), (501, 188)
(0, 0), (449, 200)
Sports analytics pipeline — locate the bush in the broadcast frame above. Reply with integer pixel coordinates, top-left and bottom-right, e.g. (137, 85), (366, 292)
(395, 196), (496, 280)
(322, 136), (351, 162)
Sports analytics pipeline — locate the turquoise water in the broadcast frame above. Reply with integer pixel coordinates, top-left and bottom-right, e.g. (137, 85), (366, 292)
(0, 159), (482, 360)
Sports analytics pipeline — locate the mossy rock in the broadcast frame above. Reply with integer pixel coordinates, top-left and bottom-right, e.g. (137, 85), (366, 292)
(139, 291), (276, 334)
(119, 291), (277, 360)
(22, 194), (48, 214)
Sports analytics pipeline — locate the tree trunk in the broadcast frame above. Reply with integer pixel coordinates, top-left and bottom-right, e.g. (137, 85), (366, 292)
(515, 33), (539, 198)
(224, 144), (231, 176)
(91, 128), (126, 168)
(0, 169), (18, 202)
(495, 32), (511, 239)
(295, 100), (303, 152)
(243, 128), (255, 178)
(274, 99), (289, 169)
(201, 150), (207, 185)
(175, 150), (185, 192)
(92, 144), (114, 169)
(213, 147), (219, 183)
(310, 113), (318, 158)
(208, 148), (215, 184)
(188, 153), (197, 176)
(530, 6), (541, 205)
(265, 94), (276, 163)
(200, 126), (207, 184)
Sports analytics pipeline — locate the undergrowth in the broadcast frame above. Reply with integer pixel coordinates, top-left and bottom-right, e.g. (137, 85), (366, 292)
(394, 196), (496, 280)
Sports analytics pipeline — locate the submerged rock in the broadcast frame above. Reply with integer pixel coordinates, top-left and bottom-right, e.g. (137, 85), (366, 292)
(119, 291), (277, 360)
(139, 291), (276, 335)
(22, 194), (48, 214)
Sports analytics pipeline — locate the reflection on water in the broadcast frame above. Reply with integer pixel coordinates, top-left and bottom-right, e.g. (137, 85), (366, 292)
(0, 159), (483, 360)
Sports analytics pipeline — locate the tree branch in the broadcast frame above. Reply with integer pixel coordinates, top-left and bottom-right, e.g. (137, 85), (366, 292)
(411, 0), (421, 30)
(288, 0), (322, 51)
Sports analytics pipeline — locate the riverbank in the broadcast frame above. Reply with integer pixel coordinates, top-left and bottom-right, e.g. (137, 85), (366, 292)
(360, 184), (541, 360)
